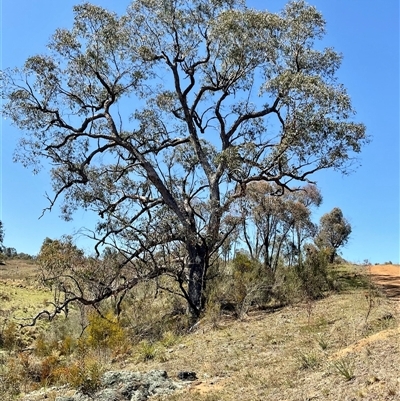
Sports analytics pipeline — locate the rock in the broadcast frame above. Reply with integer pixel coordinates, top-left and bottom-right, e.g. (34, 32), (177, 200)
(56, 398), (76, 401)
(54, 370), (178, 401)
(177, 371), (197, 381)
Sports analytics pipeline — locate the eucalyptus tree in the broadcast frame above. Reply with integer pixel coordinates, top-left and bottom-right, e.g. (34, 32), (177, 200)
(0, 221), (4, 250)
(239, 182), (321, 271)
(1, 0), (367, 319)
(288, 184), (322, 267)
(315, 207), (352, 263)
(0, 220), (4, 259)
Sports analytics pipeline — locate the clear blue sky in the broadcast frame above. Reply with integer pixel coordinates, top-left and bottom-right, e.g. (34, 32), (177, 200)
(1, 0), (399, 263)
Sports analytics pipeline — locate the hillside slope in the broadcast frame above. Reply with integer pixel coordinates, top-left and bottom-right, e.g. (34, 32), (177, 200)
(14, 264), (399, 401)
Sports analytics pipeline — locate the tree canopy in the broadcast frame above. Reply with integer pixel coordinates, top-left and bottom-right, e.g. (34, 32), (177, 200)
(0, 221), (4, 248)
(315, 207), (352, 263)
(1, 0), (367, 319)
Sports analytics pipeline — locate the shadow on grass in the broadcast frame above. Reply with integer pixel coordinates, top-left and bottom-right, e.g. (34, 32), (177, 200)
(335, 271), (372, 291)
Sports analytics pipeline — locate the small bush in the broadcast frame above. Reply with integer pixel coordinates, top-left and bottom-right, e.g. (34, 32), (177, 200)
(332, 358), (355, 381)
(273, 267), (303, 305)
(316, 334), (329, 350)
(136, 340), (158, 362)
(296, 351), (320, 369)
(35, 332), (76, 358)
(54, 355), (104, 395)
(0, 358), (23, 399)
(296, 249), (331, 299)
(38, 353), (61, 384)
(160, 331), (180, 348)
(0, 321), (19, 350)
(0, 351), (63, 396)
(123, 282), (189, 343)
(85, 310), (127, 351)
(228, 252), (272, 318)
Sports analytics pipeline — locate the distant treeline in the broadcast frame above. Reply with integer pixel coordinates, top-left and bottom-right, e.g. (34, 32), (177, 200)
(0, 247), (35, 260)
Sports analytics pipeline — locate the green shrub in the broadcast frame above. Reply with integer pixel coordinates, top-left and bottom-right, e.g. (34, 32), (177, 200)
(136, 340), (158, 362)
(296, 249), (331, 299)
(0, 357), (23, 398)
(296, 351), (320, 369)
(35, 331), (76, 358)
(229, 252), (272, 317)
(54, 355), (104, 395)
(0, 321), (19, 350)
(85, 310), (127, 351)
(332, 358), (355, 381)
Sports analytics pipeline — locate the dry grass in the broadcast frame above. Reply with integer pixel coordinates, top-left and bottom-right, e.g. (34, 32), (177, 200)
(0, 260), (51, 321)
(129, 266), (399, 401)
(4, 263), (400, 401)
(0, 259), (39, 281)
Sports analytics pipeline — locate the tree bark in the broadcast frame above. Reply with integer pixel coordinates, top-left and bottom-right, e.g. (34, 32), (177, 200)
(187, 243), (208, 320)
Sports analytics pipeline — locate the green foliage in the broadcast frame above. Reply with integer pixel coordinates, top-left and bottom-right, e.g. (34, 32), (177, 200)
(315, 207), (352, 263)
(60, 356), (104, 395)
(316, 334), (329, 350)
(297, 247), (331, 299)
(271, 247), (332, 305)
(0, 356), (24, 399)
(0, 321), (19, 351)
(35, 332), (76, 358)
(1, 0), (368, 318)
(33, 315), (83, 358)
(121, 281), (190, 342)
(160, 330), (181, 348)
(240, 182), (322, 272)
(230, 252), (266, 317)
(136, 340), (158, 362)
(272, 267), (303, 305)
(84, 311), (127, 351)
(37, 237), (85, 284)
(27, 347), (106, 395)
(332, 358), (355, 381)
(2, 248), (17, 258)
(206, 252), (275, 318)
(0, 221), (4, 251)
(296, 350), (320, 369)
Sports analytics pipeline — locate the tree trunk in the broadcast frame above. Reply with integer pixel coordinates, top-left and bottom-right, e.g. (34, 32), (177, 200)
(187, 243), (208, 321)
(329, 249), (336, 264)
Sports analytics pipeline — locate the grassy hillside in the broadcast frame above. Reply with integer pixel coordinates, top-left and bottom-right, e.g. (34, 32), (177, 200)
(0, 261), (399, 401)
(131, 268), (400, 401)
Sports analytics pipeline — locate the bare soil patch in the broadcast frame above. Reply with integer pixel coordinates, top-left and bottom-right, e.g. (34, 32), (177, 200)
(368, 264), (400, 301)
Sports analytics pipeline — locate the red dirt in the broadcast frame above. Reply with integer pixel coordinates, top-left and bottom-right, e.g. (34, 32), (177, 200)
(367, 264), (400, 301)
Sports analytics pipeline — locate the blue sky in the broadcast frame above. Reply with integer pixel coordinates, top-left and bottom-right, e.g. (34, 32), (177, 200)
(1, 0), (399, 263)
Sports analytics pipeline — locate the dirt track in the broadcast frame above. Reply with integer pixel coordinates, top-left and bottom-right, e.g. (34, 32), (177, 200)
(368, 264), (400, 300)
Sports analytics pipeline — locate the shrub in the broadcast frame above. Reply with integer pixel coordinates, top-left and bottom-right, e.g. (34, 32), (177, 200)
(160, 331), (181, 348)
(296, 351), (320, 369)
(54, 355), (104, 395)
(332, 358), (355, 381)
(296, 248), (331, 299)
(229, 252), (272, 318)
(35, 331), (76, 358)
(123, 282), (189, 343)
(0, 356), (23, 398)
(136, 340), (158, 362)
(0, 321), (19, 350)
(84, 310), (127, 351)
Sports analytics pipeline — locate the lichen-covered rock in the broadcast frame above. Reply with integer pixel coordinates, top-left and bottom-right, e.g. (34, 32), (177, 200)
(54, 370), (179, 401)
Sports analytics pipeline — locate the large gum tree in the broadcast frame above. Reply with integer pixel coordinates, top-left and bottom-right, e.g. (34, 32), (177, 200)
(1, 0), (367, 319)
